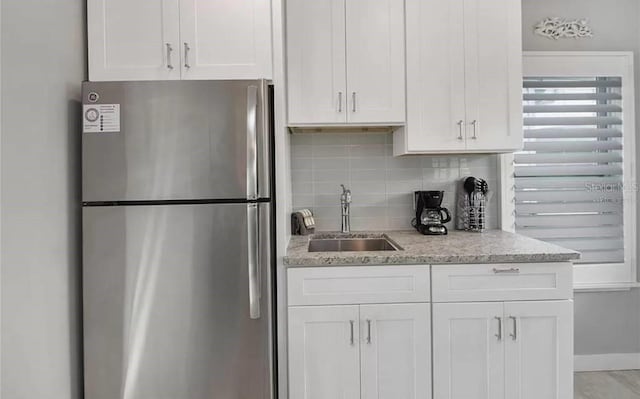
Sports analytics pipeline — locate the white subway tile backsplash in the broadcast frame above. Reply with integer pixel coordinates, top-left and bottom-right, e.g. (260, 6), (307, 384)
(312, 158), (349, 170)
(350, 144), (388, 157)
(290, 132), (499, 232)
(350, 157), (387, 170)
(351, 169), (386, 181)
(311, 133), (349, 145)
(348, 133), (388, 145)
(387, 168), (422, 181)
(292, 194), (314, 209)
(312, 145), (349, 158)
(312, 169), (345, 182)
(351, 181), (386, 194)
(291, 145), (313, 158)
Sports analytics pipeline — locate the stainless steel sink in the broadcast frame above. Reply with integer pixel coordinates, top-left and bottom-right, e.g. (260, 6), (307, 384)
(308, 235), (402, 252)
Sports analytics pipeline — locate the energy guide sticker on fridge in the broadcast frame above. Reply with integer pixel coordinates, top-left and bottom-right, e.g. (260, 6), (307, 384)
(83, 104), (121, 133)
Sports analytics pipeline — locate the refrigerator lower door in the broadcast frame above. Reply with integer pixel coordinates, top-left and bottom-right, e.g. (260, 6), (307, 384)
(83, 203), (272, 399)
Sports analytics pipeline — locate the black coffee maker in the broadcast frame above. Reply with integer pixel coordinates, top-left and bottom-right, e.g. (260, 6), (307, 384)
(414, 191), (452, 235)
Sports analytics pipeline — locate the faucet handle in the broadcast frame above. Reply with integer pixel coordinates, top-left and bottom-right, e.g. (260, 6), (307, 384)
(340, 184), (352, 203)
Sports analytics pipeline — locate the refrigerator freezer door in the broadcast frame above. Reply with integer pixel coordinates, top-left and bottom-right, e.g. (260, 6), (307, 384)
(83, 203), (272, 399)
(82, 80), (271, 202)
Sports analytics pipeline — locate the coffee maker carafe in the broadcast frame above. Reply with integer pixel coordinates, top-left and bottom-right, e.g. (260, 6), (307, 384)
(414, 191), (452, 235)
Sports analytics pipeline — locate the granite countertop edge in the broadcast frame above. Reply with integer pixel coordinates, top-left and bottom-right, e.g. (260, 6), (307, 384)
(283, 230), (580, 267)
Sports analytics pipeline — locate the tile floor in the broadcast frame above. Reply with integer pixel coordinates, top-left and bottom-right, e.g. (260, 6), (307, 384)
(575, 370), (640, 398)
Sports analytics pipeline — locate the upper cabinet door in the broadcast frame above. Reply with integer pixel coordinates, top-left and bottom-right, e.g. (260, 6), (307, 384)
(401, 0), (466, 153)
(88, 0), (181, 81)
(286, 0), (347, 125)
(288, 305), (361, 399)
(179, 0), (273, 80)
(433, 302), (505, 399)
(464, 0), (522, 151)
(504, 301), (574, 399)
(345, 0), (406, 124)
(360, 303), (431, 399)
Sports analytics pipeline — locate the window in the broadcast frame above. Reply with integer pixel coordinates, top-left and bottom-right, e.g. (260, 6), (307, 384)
(501, 52), (637, 289)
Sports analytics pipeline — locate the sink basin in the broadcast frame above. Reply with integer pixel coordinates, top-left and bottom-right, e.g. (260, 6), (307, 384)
(308, 235), (402, 252)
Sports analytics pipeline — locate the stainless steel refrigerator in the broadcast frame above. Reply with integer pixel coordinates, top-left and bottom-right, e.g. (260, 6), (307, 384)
(81, 80), (274, 399)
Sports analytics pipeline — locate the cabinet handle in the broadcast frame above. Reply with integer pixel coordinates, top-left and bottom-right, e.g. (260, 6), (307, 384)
(166, 43), (174, 70)
(495, 316), (503, 341)
(366, 319), (372, 344)
(492, 267), (520, 274)
(349, 320), (355, 346)
(352, 92), (357, 112)
(457, 120), (464, 141)
(471, 120), (478, 140)
(338, 92), (343, 113)
(184, 42), (191, 69)
(509, 316), (517, 341)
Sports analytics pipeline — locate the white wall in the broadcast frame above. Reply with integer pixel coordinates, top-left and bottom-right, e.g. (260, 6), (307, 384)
(1, 1), (86, 398)
(522, 0), (640, 357)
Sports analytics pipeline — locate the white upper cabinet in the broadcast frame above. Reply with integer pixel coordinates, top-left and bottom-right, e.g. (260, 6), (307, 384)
(286, 0), (347, 125)
(345, 0), (406, 124)
(395, 0), (522, 154)
(179, 0), (272, 80)
(88, 0), (272, 81)
(504, 301), (573, 399)
(88, 0), (181, 81)
(400, 0), (466, 152)
(463, 0), (523, 152)
(286, 0), (406, 126)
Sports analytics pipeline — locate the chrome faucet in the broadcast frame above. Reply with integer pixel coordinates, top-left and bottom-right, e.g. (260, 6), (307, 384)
(340, 184), (352, 233)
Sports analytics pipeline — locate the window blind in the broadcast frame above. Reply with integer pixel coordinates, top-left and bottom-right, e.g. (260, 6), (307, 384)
(515, 77), (624, 264)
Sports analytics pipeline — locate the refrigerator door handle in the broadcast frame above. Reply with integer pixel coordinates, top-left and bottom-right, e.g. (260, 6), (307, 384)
(247, 203), (261, 319)
(246, 86), (259, 201)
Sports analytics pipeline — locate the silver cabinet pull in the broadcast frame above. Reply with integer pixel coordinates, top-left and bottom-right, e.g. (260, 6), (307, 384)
(509, 316), (517, 341)
(366, 320), (372, 344)
(492, 267), (520, 274)
(247, 203), (260, 319)
(184, 42), (191, 69)
(165, 43), (174, 70)
(352, 92), (357, 112)
(338, 92), (343, 113)
(457, 120), (464, 141)
(471, 120), (478, 139)
(349, 320), (355, 345)
(246, 86), (258, 200)
(495, 316), (503, 341)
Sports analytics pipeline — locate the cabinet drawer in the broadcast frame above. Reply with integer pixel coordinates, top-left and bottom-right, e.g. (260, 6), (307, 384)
(432, 263), (572, 302)
(288, 266), (430, 306)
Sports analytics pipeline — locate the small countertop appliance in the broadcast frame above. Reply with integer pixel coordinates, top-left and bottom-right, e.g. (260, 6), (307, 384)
(414, 191), (451, 235)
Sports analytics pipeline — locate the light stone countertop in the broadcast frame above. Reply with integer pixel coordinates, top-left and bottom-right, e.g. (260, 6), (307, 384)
(284, 230), (580, 267)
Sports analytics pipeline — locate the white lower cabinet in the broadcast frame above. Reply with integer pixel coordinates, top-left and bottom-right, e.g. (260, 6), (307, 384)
(288, 303), (431, 399)
(287, 264), (573, 399)
(360, 304), (432, 399)
(288, 305), (361, 399)
(433, 300), (573, 399)
(504, 301), (574, 399)
(433, 302), (505, 399)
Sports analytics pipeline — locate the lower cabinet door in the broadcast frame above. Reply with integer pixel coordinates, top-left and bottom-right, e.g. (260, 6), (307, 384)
(504, 300), (574, 399)
(288, 305), (361, 399)
(433, 302), (505, 399)
(360, 303), (431, 399)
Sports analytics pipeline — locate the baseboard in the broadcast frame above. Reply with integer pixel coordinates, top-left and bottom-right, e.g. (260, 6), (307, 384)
(574, 353), (640, 372)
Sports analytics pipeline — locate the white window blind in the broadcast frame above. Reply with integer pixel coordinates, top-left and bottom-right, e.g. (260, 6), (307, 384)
(516, 77), (624, 265)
